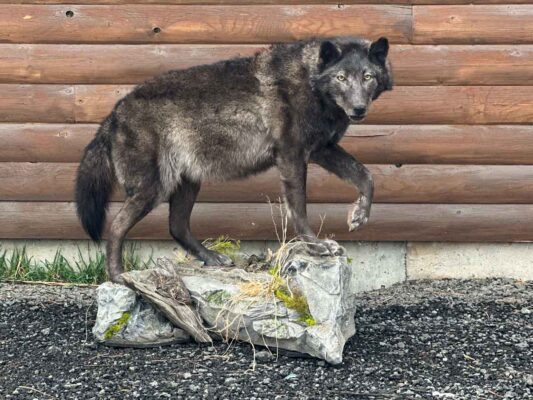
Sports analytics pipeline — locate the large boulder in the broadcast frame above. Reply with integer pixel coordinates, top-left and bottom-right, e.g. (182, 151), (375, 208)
(93, 240), (356, 364)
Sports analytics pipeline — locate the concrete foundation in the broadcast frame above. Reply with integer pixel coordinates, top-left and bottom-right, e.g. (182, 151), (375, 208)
(1, 239), (531, 292)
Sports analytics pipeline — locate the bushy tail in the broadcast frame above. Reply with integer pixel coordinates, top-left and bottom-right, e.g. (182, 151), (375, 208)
(76, 117), (116, 241)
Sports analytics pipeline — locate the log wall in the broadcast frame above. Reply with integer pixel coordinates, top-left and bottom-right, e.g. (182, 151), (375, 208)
(1, 1), (532, 241)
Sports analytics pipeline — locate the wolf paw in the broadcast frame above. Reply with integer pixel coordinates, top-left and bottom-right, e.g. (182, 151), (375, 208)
(348, 196), (370, 232)
(202, 250), (233, 267)
(304, 238), (344, 257)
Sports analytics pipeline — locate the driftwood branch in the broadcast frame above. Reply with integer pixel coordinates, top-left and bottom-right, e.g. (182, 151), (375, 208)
(121, 261), (211, 344)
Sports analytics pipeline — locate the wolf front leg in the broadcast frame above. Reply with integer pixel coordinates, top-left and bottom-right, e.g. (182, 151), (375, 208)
(276, 151), (315, 239)
(311, 144), (374, 232)
(276, 150), (343, 256)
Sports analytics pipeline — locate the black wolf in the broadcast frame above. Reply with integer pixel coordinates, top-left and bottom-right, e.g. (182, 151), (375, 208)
(76, 37), (393, 282)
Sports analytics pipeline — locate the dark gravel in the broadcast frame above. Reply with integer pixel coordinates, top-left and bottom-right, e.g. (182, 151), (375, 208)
(1, 279), (531, 400)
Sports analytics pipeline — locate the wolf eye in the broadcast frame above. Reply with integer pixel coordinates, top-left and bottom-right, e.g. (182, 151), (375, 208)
(336, 74), (346, 82)
(363, 73), (374, 81)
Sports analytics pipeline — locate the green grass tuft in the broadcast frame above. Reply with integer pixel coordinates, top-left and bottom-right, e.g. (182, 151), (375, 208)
(204, 235), (241, 262)
(0, 245), (152, 285)
(274, 287), (315, 326)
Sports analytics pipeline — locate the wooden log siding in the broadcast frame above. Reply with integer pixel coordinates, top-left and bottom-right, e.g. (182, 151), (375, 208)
(1, 2), (533, 242)
(3, 44), (533, 85)
(3, 124), (533, 165)
(0, 5), (413, 44)
(2, 85), (533, 124)
(3, 202), (533, 242)
(3, 163), (533, 204)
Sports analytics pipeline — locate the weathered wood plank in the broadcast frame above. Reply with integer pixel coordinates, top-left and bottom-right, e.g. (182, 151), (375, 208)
(413, 5), (533, 44)
(0, 5), (412, 44)
(3, 162), (533, 204)
(343, 125), (533, 165)
(3, 44), (533, 85)
(2, 201), (533, 242)
(1, 1), (532, 5)
(367, 86), (533, 124)
(2, 124), (533, 165)
(6, 85), (532, 124)
(0, 85), (75, 123)
(0, 124), (93, 162)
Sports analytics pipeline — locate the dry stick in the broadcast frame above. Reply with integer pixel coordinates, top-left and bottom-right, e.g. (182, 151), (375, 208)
(84, 298), (96, 343)
(3, 279), (98, 288)
(17, 386), (54, 399)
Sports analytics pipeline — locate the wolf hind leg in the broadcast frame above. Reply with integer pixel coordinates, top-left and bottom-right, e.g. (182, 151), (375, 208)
(106, 189), (160, 283)
(169, 177), (232, 267)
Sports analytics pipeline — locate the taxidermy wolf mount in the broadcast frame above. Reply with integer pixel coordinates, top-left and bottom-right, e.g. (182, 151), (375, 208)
(75, 36), (394, 283)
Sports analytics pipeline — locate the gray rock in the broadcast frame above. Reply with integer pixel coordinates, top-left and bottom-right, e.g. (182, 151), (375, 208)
(92, 240), (355, 363)
(92, 282), (190, 347)
(171, 240), (355, 364)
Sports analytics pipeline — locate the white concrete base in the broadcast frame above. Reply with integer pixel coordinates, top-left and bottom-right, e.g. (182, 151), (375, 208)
(407, 242), (533, 281)
(0, 239), (407, 293)
(1, 240), (531, 292)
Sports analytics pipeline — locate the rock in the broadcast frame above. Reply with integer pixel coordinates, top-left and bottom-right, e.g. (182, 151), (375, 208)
(92, 240), (355, 363)
(92, 282), (190, 347)
(254, 350), (274, 363)
(163, 240), (354, 364)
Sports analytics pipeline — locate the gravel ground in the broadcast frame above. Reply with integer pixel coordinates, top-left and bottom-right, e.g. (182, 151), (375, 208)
(0, 279), (531, 400)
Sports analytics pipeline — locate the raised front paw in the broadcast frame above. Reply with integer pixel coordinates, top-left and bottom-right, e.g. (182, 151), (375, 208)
(347, 195), (371, 232)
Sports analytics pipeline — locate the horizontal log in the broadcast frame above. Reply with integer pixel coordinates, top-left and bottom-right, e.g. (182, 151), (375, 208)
(0, 5), (412, 44)
(3, 85), (532, 124)
(2, 124), (533, 165)
(3, 44), (533, 85)
(4, 1), (533, 5)
(2, 201), (533, 241)
(3, 0), (533, 5)
(413, 5), (533, 44)
(344, 125), (533, 165)
(3, 162), (533, 204)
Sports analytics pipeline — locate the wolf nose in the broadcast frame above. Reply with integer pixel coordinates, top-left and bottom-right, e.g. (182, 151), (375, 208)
(353, 107), (367, 117)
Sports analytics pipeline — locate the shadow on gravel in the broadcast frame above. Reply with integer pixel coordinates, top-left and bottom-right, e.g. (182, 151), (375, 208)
(0, 279), (531, 399)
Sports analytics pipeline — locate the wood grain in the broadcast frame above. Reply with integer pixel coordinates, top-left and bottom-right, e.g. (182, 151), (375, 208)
(3, 44), (533, 85)
(3, 162), (533, 204)
(0, 4), (412, 44)
(3, 124), (533, 165)
(343, 125), (533, 165)
(2, 201), (533, 242)
(0, 85), (75, 123)
(413, 5), (533, 44)
(4, 84), (530, 124)
(1, 1), (532, 5)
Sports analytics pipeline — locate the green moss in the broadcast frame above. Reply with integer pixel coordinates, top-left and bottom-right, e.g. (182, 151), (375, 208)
(346, 256), (353, 264)
(299, 316), (316, 326)
(274, 287), (315, 326)
(206, 290), (231, 306)
(205, 236), (241, 262)
(104, 312), (131, 340)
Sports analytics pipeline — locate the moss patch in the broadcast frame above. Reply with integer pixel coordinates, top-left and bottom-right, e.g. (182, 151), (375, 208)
(104, 312), (131, 340)
(206, 290), (232, 306)
(274, 287), (316, 326)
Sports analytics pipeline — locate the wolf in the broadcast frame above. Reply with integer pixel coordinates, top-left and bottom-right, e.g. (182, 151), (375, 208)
(75, 36), (393, 283)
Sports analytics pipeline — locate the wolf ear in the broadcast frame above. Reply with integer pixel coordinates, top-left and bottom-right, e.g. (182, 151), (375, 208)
(318, 40), (341, 71)
(369, 37), (389, 66)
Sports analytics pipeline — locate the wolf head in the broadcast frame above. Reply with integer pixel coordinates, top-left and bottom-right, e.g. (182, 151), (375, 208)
(313, 37), (393, 122)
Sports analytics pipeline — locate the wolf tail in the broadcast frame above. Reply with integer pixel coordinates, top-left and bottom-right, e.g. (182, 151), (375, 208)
(75, 115), (117, 241)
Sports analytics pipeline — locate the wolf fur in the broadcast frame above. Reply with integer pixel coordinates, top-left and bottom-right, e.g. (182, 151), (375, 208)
(76, 37), (393, 282)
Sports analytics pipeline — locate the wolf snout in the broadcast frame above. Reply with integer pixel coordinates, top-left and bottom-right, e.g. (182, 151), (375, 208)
(349, 107), (367, 121)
